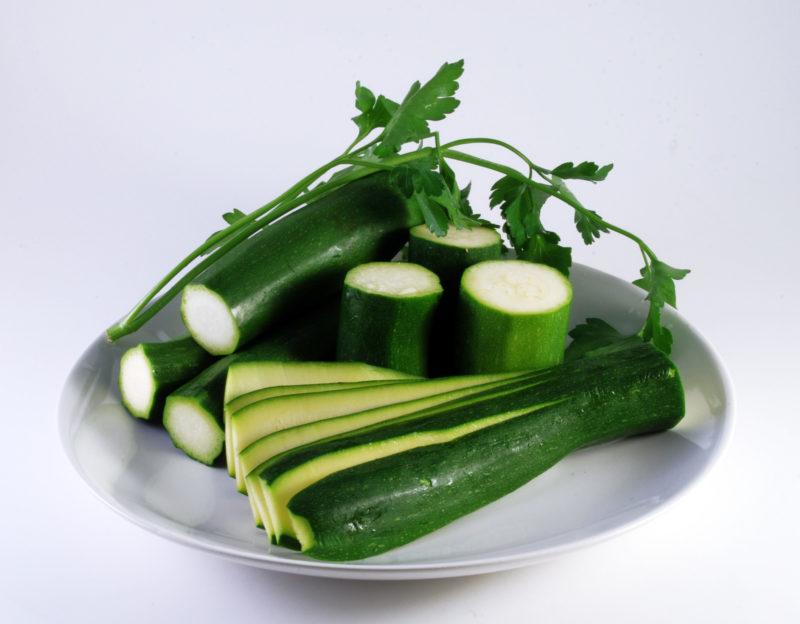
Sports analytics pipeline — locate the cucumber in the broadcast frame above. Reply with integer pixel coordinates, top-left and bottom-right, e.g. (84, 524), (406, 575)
(239, 372), (524, 540)
(118, 337), (214, 420)
(408, 224), (502, 289)
(181, 173), (421, 355)
(336, 262), (442, 376)
(228, 373), (512, 491)
(162, 304), (338, 465)
(458, 260), (572, 373)
(223, 363), (414, 476)
(408, 225), (502, 375)
(278, 339), (684, 560)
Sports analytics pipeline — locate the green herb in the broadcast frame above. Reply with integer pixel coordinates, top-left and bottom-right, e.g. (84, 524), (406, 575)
(105, 60), (689, 355)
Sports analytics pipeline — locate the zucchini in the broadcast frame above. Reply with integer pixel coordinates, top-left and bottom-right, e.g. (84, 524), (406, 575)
(181, 173), (421, 355)
(458, 260), (572, 373)
(336, 262), (442, 376)
(228, 373), (514, 492)
(162, 304), (338, 465)
(239, 372), (524, 540)
(278, 339), (684, 560)
(223, 363), (414, 476)
(118, 337), (214, 420)
(407, 224), (502, 375)
(408, 224), (502, 289)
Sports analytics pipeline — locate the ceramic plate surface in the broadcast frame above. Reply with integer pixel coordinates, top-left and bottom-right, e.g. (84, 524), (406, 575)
(59, 264), (733, 580)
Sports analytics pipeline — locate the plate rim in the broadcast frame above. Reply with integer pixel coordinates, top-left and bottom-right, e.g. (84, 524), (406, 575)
(58, 264), (735, 579)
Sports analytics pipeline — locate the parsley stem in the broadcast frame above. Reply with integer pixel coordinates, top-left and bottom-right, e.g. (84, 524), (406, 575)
(442, 148), (658, 262)
(441, 137), (543, 178)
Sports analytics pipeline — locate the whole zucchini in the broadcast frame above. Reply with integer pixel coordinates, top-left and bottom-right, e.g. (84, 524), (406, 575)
(181, 173), (421, 355)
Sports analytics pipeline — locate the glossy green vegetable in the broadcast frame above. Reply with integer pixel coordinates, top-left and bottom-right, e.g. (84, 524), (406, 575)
(119, 337), (214, 420)
(180, 173), (421, 355)
(267, 339), (683, 560)
(337, 262), (442, 375)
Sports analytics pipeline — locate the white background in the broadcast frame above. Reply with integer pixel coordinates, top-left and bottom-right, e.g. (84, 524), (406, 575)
(2, 1), (798, 622)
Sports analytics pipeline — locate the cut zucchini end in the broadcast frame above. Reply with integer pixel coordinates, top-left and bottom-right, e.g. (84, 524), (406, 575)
(181, 284), (240, 356)
(462, 260), (572, 315)
(344, 262), (442, 297)
(119, 345), (155, 419)
(163, 397), (224, 465)
(410, 224), (501, 249)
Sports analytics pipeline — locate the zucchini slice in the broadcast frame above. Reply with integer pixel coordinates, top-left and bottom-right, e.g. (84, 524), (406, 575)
(280, 339), (684, 560)
(337, 262), (443, 376)
(162, 303), (339, 466)
(118, 337), (214, 420)
(223, 362), (414, 476)
(458, 260), (572, 373)
(181, 173), (421, 355)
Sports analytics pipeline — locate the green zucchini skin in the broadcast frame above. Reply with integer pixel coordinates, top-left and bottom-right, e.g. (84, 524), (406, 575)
(119, 337), (214, 421)
(163, 303), (339, 465)
(336, 264), (442, 376)
(182, 173), (421, 354)
(457, 261), (572, 373)
(288, 339), (684, 561)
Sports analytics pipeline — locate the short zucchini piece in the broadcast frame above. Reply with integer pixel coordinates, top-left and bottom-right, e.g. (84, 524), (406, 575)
(223, 362), (414, 476)
(282, 339), (685, 560)
(458, 260), (572, 373)
(162, 304), (339, 466)
(408, 224), (502, 375)
(336, 262), (442, 376)
(119, 337), (214, 420)
(181, 173), (421, 355)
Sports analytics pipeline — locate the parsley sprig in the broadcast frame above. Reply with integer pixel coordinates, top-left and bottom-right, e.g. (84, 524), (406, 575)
(106, 60), (689, 355)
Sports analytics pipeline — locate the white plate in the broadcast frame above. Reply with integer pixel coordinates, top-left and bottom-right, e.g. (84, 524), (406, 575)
(59, 264), (733, 580)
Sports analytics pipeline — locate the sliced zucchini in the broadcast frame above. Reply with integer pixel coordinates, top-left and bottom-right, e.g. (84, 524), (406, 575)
(336, 262), (442, 376)
(118, 337), (214, 421)
(458, 260), (572, 373)
(240, 372), (525, 539)
(279, 339), (684, 560)
(229, 374), (511, 491)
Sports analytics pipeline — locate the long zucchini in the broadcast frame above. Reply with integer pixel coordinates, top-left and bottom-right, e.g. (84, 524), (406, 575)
(336, 262), (442, 376)
(118, 337), (215, 420)
(162, 304), (339, 465)
(458, 260), (572, 373)
(181, 173), (421, 355)
(261, 339), (683, 560)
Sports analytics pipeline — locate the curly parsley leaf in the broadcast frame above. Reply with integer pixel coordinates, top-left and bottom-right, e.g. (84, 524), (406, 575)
(489, 175), (571, 274)
(375, 60), (464, 157)
(551, 161), (614, 182)
(351, 82), (399, 138)
(565, 318), (625, 361)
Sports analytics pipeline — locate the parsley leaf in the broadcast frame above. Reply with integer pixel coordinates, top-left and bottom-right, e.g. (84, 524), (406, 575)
(351, 82), (399, 138)
(633, 259), (690, 354)
(489, 175), (572, 274)
(551, 161), (614, 182)
(375, 60), (464, 157)
(550, 175), (609, 245)
(222, 208), (246, 225)
(564, 318), (625, 361)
